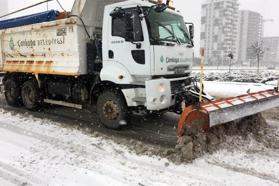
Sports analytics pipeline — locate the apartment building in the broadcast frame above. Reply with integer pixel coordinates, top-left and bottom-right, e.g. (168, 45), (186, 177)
(237, 10), (263, 66)
(263, 37), (279, 67)
(200, 0), (239, 65)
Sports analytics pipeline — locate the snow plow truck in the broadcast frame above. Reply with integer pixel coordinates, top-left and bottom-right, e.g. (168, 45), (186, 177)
(0, 0), (279, 137)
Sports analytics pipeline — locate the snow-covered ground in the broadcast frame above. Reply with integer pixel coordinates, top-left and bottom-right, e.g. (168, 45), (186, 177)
(195, 70), (278, 83)
(0, 109), (279, 186)
(0, 70), (278, 185)
(194, 70), (278, 98)
(202, 81), (275, 98)
(192, 66), (279, 72)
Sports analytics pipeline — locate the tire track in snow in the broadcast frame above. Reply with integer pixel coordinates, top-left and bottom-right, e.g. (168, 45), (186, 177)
(206, 160), (279, 184)
(0, 118), (226, 185)
(0, 101), (178, 147)
(0, 161), (43, 185)
(0, 120), (106, 158)
(0, 169), (29, 186)
(0, 164), (32, 186)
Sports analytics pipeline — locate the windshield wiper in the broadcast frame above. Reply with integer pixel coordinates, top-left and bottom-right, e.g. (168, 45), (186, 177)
(155, 21), (181, 45)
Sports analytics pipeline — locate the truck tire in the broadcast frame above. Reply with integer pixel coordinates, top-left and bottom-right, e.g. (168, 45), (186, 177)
(4, 79), (22, 107)
(97, 90), (127, 129)
(21, 80), (41, 111)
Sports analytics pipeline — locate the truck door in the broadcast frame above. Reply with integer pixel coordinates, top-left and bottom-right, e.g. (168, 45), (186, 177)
(105, 8), (150, 76)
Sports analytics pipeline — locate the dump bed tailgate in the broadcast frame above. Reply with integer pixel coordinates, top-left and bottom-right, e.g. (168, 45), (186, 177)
(0, 17), (88, 76)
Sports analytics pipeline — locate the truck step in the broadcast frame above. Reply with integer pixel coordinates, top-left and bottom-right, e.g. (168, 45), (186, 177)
(44, 99), (82, 109)
(132, 97), (146, 103)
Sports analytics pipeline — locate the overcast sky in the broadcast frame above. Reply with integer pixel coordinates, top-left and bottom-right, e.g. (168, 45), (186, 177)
(1, 0), (279, 53)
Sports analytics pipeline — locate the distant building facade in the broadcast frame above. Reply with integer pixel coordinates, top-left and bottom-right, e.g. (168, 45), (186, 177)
(0, 0), (8, 20)
(200, 0), (239, 66)
(263, 37), (279, 67)
(237, 10), (263, 66)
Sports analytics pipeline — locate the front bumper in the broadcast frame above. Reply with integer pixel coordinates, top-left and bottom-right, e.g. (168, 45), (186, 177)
(145, 76), (192, 110)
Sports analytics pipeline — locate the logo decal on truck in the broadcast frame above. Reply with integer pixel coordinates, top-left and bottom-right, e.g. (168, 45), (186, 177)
(160, 56), (191, 64)
(14, 37), (65, 48)
(9, 37), (15, 51)
(166, 57), (190, 63)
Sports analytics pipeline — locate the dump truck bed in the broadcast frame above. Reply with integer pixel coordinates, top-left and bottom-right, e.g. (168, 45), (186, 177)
(0, 17), (89, 76)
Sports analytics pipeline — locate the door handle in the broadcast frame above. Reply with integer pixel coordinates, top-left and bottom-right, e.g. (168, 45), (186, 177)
(109, 50), (114, 59)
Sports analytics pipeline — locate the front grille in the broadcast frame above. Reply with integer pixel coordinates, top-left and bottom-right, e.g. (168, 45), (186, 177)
(170, 79), (192, 95)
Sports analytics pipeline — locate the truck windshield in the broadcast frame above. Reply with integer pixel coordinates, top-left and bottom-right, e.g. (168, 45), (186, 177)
(145, 9), (192, 46)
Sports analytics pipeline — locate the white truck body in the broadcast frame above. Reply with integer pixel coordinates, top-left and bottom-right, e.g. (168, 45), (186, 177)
(0, 0), (125, 76)
(101, 0), (194, 110)
(1, 0), (194, 116)
(0, 18), (86, 75)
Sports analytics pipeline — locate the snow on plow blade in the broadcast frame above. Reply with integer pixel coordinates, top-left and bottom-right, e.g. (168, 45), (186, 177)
(177, 89), (279, 136)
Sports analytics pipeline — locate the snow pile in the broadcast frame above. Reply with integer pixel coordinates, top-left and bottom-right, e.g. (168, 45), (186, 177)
(175, 114), (273, 163)
(202, 81), (275, 98)
(265, 80), (278, 87)
(193, 70), (278, 98)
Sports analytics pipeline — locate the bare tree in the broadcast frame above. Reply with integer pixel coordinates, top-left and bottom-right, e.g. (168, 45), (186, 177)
(251, 41), (265, 73)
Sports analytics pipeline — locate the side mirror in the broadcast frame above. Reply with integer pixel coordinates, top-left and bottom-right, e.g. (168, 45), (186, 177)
(189, 24), (194, 39)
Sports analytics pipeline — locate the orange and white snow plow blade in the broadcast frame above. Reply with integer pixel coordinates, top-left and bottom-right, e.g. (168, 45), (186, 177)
(177, 89), (279, 137)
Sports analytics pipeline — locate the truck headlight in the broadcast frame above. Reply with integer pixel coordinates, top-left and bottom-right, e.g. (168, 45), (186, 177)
(159, 83), (166, 93)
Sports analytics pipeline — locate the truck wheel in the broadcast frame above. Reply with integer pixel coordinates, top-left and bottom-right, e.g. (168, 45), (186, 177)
(97, 90), (127, 129)
(4, 79), (22, 107)
(21, 80), (41, 111)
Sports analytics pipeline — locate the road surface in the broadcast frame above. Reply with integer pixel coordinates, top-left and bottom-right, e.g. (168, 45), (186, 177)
(0, 95), (278, 185)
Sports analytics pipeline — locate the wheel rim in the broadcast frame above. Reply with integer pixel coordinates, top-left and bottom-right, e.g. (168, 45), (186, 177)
(23, 86), (35, 105)
(102, 100), (120, 120)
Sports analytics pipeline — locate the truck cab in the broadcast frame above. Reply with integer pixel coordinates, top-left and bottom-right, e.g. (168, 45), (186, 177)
(1, 0), (195, 129)
(71, 0), (195, 128)
(100, 1), (194, 112)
